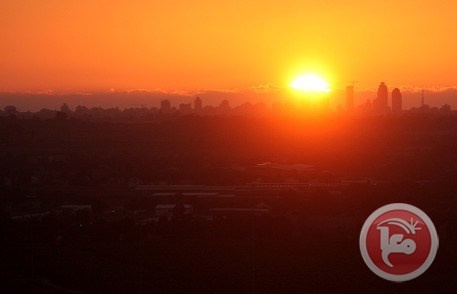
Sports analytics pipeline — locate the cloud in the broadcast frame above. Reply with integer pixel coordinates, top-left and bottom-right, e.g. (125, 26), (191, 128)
(398, 86), (457, 93)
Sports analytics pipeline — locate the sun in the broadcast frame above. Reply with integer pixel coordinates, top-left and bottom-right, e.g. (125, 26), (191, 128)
(290, 74), (331, 93)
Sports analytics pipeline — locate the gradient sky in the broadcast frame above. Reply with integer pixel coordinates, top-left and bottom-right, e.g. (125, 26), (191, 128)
(1, 1), (457, 92)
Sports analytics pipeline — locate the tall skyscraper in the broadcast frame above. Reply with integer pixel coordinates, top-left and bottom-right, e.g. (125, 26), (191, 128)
(194, 97), (202, 112)
(373, 82), (388, 113)
(346, 85), (354, 110)
(160, 99), (171, 113)
(392, 88), (402, 113)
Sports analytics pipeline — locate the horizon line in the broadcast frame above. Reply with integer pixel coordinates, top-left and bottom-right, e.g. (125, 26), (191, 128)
(1, 85), (457, 96)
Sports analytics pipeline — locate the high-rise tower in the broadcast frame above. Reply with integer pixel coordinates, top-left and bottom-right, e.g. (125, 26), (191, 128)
(194, 97), (202, 112)
(392, 88), (402, 113)
(373, 82), (389, 113)
(160, 99), (171, 113)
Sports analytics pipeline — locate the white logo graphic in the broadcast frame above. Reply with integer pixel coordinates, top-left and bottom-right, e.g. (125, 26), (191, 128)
(360, 203), (439, 282)
(377, 218), (420, 267)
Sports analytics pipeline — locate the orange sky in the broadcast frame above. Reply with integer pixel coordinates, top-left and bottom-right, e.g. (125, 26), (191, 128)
(1, 1), (457, 92)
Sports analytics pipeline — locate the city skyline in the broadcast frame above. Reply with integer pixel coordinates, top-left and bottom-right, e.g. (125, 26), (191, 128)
(0, 83), (454, 112)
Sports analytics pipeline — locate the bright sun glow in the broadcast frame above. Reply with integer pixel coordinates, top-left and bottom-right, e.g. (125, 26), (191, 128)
(290, 74), (331, 93)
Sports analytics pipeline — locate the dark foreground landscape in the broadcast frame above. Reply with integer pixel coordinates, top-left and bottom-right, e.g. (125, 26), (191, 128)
(1, 113), (457, 293)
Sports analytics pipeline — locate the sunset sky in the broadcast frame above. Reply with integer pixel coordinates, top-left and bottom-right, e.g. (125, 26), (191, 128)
(1, 1), (457, 94)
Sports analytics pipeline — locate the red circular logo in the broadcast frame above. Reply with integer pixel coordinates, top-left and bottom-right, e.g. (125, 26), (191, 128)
(360, 203), (438, 282)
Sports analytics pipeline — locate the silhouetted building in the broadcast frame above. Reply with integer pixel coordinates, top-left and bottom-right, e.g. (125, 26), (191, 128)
(392, 88), (402, 113)
(219, 99), (231, 112)
(346, 85), (354, 110)
(60, 103), (72, 115)
(75, 105), (89, 115)
(421, 90), (425, 107)
(441, 104), (451, 112)
(419, 90), (430, 112)
(194, 97), (202, 112)
(160, 99), (171, 113)
(179, 103), (192, 113)
(373, 82), (389, 114)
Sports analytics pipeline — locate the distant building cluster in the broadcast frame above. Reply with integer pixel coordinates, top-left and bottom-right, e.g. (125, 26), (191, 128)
(347, 82), (401, 114)
(160, 96), (231, 114)
(347, 82), (452, 115)
(0, 96), (274, 121)
(0, 83), (455, 120)
(156, 97), (271, 117)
